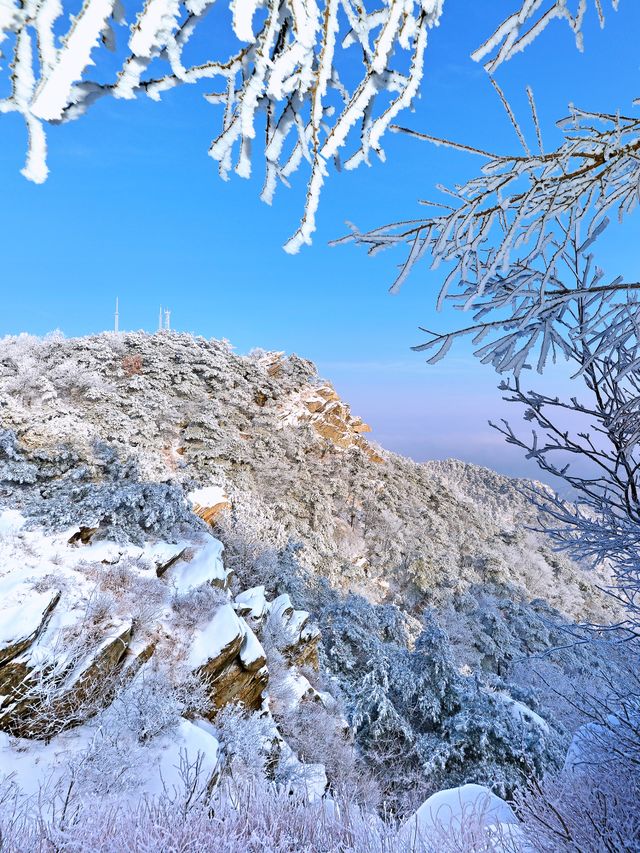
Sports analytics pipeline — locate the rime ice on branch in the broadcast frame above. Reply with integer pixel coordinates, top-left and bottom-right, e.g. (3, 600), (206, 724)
(0, 0), (444, 249)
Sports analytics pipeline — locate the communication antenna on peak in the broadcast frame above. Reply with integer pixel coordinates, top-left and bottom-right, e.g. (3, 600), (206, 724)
(114, 297), (119, 333)
(164, 308), (171, 331)
(158, 305), (163, 332)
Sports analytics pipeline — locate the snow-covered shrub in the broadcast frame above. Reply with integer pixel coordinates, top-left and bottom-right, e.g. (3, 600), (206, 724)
(170, 584), (227, 629)
(83, 590), (118, 631)
(516, 761), (640, 852)
(274, 695), (379, 809)
(214, 704), (276, 792)
(109, 664), (208, 744)
(0, 784), (402, 853)
(0, 428), (38, 485)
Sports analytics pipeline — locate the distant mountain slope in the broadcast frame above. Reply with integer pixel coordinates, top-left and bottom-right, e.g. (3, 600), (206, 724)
(0, 331), (612, 620)
(0, 331), (623, 814)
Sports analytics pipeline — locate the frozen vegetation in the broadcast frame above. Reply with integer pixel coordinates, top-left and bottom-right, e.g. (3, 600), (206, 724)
(0, 331), (637, 850)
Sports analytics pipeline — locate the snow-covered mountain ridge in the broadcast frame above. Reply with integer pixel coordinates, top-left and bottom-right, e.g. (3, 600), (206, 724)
(0, 331), (625, 846)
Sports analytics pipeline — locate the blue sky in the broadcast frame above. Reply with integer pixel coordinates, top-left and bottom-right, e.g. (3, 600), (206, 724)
(1, 1), (638, 479)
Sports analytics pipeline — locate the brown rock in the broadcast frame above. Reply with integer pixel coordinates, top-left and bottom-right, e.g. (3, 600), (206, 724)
(193, 500), (231, 526)
(68, 527), (99, 546)
(1, 621), (132, 739)
(206, 660), (269, 713)
(196, 631), (243, 684)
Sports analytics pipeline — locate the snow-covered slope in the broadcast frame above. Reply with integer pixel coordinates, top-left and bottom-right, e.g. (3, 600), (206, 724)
(0, 331), (625, 827)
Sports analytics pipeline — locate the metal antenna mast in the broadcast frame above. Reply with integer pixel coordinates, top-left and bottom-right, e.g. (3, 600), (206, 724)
(158, 305), (163, 332)
(164, 308), (171, 331)
(114, 297), (119, 333)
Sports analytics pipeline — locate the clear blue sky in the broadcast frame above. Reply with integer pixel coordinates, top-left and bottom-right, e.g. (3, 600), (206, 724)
(1, 1), (638, 479)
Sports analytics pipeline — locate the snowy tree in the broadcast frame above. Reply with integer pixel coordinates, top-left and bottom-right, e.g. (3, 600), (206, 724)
(340, 4), (640, 842)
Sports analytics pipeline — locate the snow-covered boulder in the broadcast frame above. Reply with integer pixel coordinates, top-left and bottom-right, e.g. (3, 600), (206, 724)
(189, 603), (244, 674)
(234, 585), (268, 619)
(239, 621), (267, 672)
(398, 784), (519, 852)
(1, 619), (132, 738)
(0, 586), (60, 665)
(190, 603), (268, 712)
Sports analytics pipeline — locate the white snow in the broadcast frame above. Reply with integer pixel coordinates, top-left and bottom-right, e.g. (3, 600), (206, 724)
(31, 0), (115, 121)
(136, 717), (220, 798)
(0, 716), (219, 805)
(270, 592), (294, 622)
(0, 586), (58, 650)
(239, 621), (266, 669)
(188, 603), (242, 668)
(277, 741), (327, 802)
(496, 692), (549, 734)
(235, 585), (268, 619)
(564, 720), (615, 772)
(398, 784), (518, 852)
(188, 484), (228, 508)
(0, 509), (25, 535)
(166, 535), (227, 592)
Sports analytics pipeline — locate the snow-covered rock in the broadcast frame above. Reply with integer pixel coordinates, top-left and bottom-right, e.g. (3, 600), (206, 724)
(398, 784), (518, 852)
(165, 534), (228, 591)
(234, 585), (268, 619)
(0, 586), (60, 665)
(188, 603), (244, 672)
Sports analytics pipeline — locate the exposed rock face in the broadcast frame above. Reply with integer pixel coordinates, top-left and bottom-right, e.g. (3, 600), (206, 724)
(193, 499), (231, 526)
(279, 384), (384, 463)
(192, 604), (269, 713)
(0, 620), (132, 738)
(286, 628), (321, 671)
(207, 659), (269, 711)
(188, 485), (233, 535)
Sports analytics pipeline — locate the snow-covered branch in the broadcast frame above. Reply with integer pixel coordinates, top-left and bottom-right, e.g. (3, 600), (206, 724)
(337, 105), (640, 373)
(0, 0), (444, 249)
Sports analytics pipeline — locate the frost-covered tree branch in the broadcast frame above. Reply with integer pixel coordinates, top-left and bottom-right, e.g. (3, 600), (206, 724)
(337, 3), (640, 636)
(336, 104), (640, 367)
(0, 0), (446, 250)
(0, 1), (619, 249)
(472, 0), (620, 74)
(463, 235), (640, 633)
